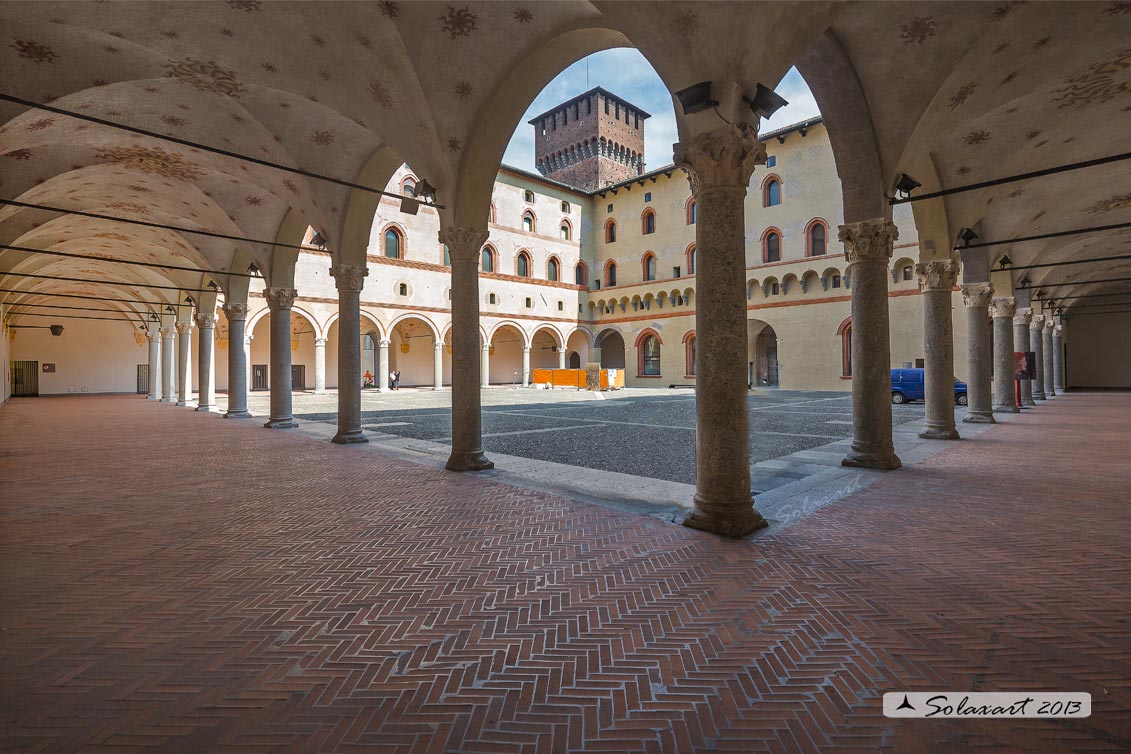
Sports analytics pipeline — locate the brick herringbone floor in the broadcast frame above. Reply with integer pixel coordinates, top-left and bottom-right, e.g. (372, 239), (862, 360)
(2, 395), (1129, 753)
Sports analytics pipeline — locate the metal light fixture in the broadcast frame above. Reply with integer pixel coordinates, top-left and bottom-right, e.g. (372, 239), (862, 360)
(744, 83), (789, 119)
(1019, 274), (1031, 288)
(675, 81), (717, 115)
(208, 280), (220, 292)
(164, 305), (176, 315)
(997, 254), (1013, 270)
(413, 179), (438, 205)
(310, 230), (328, 250)
(894, 173), (921, 199)
(247, 262), (261, 277)
(10, 324), (65, 336)
(149, 312), (160, 322)
(958, 227), (978, 246)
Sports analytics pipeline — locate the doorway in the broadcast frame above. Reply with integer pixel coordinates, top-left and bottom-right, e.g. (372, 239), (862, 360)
(252, 364), (268, 391)
(136, 364), (149, 394)
(11, 361), (39, 397)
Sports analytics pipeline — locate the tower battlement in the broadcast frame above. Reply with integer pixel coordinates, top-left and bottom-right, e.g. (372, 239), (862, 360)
(528, 87), (649, 192)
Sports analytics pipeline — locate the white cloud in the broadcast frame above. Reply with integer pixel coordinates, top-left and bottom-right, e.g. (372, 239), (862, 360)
(502, 55), (822, 173)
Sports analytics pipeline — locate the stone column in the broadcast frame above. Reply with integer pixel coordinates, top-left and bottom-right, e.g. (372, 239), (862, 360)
(961, 283), (995, 423)
(440, 226), (493, 471)
(160, 327), (176, 402)
(330, 264), (368, 444)
(916, 260), (960, 439)
(558, 347), (567, 370)
(1030, 314), (1046, 401)
(481, 344), (491, 388)
(1053, 325), (1065, 393)
(433, 341), (444, 390)
(264, 287), (298, 428)
(378, 339), (390, 392)
(840, 219), (902, 469)
(521, 346), (531, 387)
(313, 337), (327, 395)
(146, 330), (161, 400)
(175, 322), (193, 406)
(990, 297), (1018, 414)
(195, 312), (216, 412)
(223, 303), (251, 418)
(1013, 309), (1035, 406)
(1042, 320), (1055, 397)
(674, 125), (768, 537)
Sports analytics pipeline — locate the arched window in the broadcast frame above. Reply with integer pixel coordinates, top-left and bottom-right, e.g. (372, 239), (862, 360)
(838, 317), (853, 378)
(574, 262), (587, 286)
(807, 220), (827, 257)
(523, 189), (535, 203)
(763, 176), (782, 207)
(902, 265), (914, 281)
(686, 244), (697, 275)
(606, 261), (617, 287)
(684, 331), (697, 376)
(401, 177), (417, 197)
(481, 246), (495, 272)
(522, 211), (535, 233)
(547, 257), (560, 282)
(489, 202), (497, 223)
(560, 200), (570, 213)
(442, 244), (450, 266)
(637, 331), (661, 376)
(560, 220), (572, 241)
(642, 253), (656, 281)
(383, 227), (402, 259)
(642, 209), (656, 235)
(686, 199), (696, 225)
(516, 251), (531, 277)
(763, 230), (781, 263)
(605, 219), (617, 243)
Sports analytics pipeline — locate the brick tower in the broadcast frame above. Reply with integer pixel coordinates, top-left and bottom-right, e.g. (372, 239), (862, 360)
(529, 87), (650, 192)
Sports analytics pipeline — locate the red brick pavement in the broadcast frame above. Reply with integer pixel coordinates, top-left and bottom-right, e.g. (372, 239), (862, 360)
(1, 394), (1129, 754)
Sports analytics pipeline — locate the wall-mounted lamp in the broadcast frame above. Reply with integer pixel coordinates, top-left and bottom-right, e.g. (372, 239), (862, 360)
(1019, 275), (1031, 288)
(149, 312), (160, 322)
(958, 227), (978, 247)
(675, 81), (717, 115)
(310, 231), (328, 250)
(413, 179), (438, 205)
(997, 254), (1013, 270)
(164, 305), (176, 315)
(247, 262), (261, 277)
(744, 83), (788, 119)
(208, 280), (220, 292)
(10, 324), (64, 336)
(894, 173), (921, 199)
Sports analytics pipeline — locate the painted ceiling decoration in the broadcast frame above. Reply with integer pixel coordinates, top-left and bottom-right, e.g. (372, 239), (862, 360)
(0, 0), (1128, 329)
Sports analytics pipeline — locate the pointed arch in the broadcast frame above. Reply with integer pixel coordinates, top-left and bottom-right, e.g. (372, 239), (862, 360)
(761, 174), (783, 207)
(805, 218), (830, 257)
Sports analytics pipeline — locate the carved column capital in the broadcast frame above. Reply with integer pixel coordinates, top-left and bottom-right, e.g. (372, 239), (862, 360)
(839, 219), (899, 266)
(438, 226), (489, 261)
(330, 264), (368, 293)
(175, 321), (193, 335)
(314, 337), (327, 346)
(222, 302), (249, 321)
(159, 327), (176, 338)
(673, 125), (766, 194)
(1054, 324), (1063, 336)
(1030, 314), (1046, 330)
(146, 330), (161, 343)
(195, 312), (216, 329)
(264, 287), (298, 311)
(989, 296), (1016, 318)
(916, 259), (960, 292)
(378, 339), (390, 348)
(1045, 319), (1056, 332)
(1013, 308), (1032, 326)
(434, 341), (444, 351)
(961, 282), (994, 308)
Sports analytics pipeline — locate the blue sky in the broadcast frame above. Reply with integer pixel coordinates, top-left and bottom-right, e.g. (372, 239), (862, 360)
(502, 49), (821, 172)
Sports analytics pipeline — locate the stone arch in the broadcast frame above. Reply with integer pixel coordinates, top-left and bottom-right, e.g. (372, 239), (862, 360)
(388, 312), (440, 341)
(487, 320), (532, 348)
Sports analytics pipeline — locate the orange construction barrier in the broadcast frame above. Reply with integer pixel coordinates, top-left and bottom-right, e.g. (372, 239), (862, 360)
(528, 368), (623, 389)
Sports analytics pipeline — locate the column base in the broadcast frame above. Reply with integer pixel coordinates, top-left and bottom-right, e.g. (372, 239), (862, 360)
(314, 389), (326, 395)
(264, 418), (298, 428)
(993, 404), (1020, 414)
(445, 449), (495, 472)
(195, 405), (215, 412)
(962, 412), (996, 424)
(223, 410), (252, 419)
(919, 424), (961, 440)
(1021, 398), (1037, 407)
(842, 444), (901, 470)
(1033, 391), (1047, 401)
(682, 501), (767, 538)
(332, 430), (368, 445)
(147, 395), (160, 401)
(161, 398), (176, 403)
(175, 400), (192, 407)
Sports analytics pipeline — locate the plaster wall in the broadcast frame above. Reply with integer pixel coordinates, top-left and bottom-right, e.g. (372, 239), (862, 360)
(1065, 311), (1131, 389)
(10, 319), (144, 395)
(1, 321), (11, 404)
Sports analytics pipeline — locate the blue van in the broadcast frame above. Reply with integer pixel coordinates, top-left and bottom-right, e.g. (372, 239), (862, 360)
(891, 368), (967, 405)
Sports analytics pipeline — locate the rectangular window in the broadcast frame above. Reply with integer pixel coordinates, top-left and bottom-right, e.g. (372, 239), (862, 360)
(766, 155), (777, 167)
(558, 301), (564, 311)
(607, 204), (613, 213)
(673, 266), (681, 279)
(489, 293), (496, 304)
(604, 99), (610, 115)
(525, 297), (532, 308)
(644, 192), (651, 202)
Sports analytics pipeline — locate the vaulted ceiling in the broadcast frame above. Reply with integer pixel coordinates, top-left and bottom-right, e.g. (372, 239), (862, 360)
(1, 0), (1127, 332)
